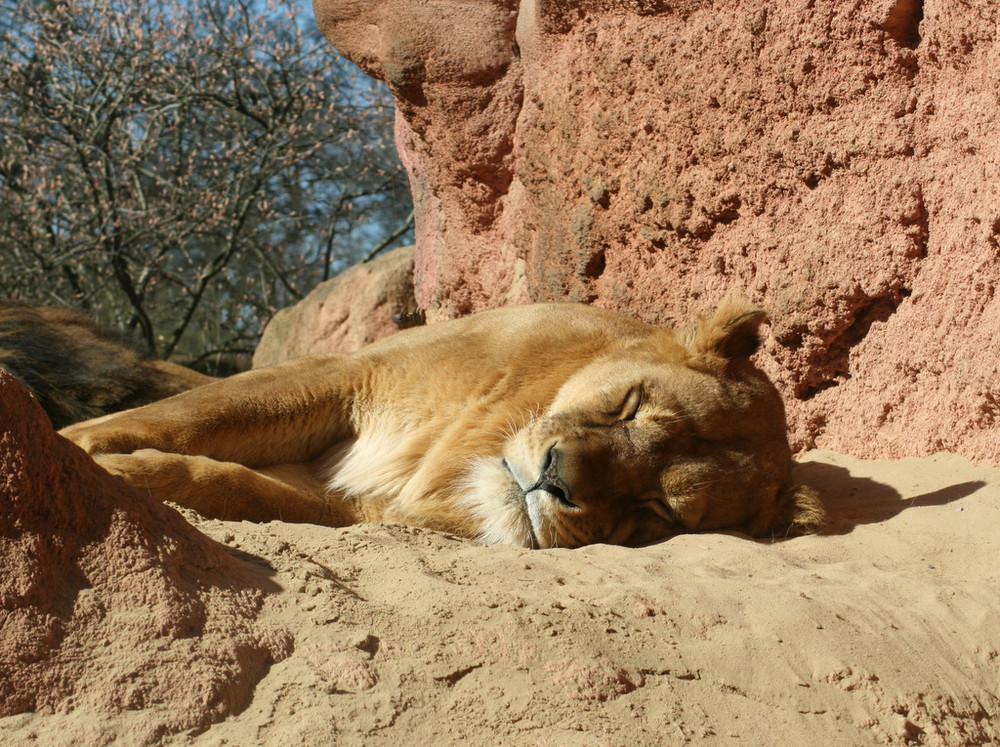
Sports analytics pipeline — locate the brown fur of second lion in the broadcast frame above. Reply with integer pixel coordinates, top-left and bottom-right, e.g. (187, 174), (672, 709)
(62, 298), (826, 548)
(0, 301), (213, 429)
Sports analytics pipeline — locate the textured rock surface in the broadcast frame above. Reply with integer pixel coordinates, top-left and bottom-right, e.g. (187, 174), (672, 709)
(254, 245), (416, 366)
(313, 0), (1000, 463)
(0, 370), (292, 744)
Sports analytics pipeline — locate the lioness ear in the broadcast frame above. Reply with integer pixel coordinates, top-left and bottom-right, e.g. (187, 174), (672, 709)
(681, 295), (766, 363)
(749, 482), (827, 538)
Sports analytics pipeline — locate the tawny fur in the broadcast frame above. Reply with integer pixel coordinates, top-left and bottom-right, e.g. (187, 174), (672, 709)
(61, 300), (826, 548)
(0, 301), (213, 428)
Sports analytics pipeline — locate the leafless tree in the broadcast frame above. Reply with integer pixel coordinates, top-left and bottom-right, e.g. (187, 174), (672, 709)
(0, 0), (412, 372)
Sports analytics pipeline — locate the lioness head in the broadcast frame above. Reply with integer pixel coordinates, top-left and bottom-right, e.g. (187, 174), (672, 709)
(465, 297), (824, 548)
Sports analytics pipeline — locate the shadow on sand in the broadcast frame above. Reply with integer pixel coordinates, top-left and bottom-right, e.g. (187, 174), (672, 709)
(791, 460), (985, 535)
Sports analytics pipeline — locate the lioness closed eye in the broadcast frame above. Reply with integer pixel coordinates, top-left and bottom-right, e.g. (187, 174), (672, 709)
(61, 298), (825, 548)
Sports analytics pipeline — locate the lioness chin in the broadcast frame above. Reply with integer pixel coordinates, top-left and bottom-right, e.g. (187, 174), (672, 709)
(61, 298), (825, 548)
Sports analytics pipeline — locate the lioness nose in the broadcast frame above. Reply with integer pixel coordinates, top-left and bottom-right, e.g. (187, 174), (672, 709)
(531, 445), (576, 508)
(540, 444), (557, 477)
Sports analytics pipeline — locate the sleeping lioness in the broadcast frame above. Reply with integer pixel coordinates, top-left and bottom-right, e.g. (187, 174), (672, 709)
(61, 298), (825, 548)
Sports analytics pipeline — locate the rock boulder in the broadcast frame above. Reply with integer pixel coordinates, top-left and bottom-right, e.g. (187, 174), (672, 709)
(254, 245), (417, 365)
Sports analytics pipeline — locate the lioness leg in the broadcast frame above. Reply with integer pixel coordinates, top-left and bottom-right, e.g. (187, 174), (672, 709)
(96, 450), (356, 525)
(61, 354), (366, 466)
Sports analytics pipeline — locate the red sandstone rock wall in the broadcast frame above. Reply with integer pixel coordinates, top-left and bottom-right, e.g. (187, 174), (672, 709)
(313, 0), (1000, 463)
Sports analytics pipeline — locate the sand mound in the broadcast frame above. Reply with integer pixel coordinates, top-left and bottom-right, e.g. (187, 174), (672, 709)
(0, 371), (291, 744)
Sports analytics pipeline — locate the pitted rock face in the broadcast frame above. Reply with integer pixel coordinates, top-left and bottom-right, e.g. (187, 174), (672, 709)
(311, 0), (1000, 464)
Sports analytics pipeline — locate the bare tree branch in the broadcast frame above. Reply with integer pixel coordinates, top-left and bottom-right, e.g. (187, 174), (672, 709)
(0, 0), (413, 371)
(362, 211), (415, 263)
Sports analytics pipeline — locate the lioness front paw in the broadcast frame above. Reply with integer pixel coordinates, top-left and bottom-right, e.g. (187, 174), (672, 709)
(61, 419), (160, 457)
(92, 450), (188, 495)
